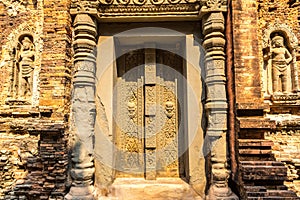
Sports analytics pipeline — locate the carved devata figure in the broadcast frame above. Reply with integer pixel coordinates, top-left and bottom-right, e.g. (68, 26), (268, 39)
(11, 35), (35, 100)
(11, 34), (35, 101)
(16, 36), (35, 99)
(264, 35), (293, 94)
(263, 28), (299, 100)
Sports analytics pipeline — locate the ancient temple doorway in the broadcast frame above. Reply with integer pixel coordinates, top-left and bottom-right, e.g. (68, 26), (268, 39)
(114, 46), (188, 180)
(95, 24), (206, 197)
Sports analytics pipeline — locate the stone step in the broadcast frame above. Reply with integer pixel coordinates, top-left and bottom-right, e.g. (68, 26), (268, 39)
(239, 149), (273, 155)
(240, 161), (284, 166)
(241, 163), (287, 181)
(244, 186), (267, 192)
(267, 190), (298, 197)
(239, 139), (274, 148)
(246, 192), (267, 197)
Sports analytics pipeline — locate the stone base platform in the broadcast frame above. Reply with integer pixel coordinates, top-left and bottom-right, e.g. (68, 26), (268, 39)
(97, 178), (203, 200)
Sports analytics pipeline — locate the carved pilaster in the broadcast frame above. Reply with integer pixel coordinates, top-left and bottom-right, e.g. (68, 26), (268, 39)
(201, 9), (238, 199)
(65, 14), (97, 200)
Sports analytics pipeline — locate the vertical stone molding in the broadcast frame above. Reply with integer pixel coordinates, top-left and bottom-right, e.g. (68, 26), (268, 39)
(65, 14), (97, 200)
(201, 10), (238, 200)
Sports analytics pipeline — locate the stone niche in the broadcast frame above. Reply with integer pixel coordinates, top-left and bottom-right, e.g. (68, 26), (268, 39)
(94, 22), (207, 199)
(0, 21), (42, 107)
(262, 23), (300, 106)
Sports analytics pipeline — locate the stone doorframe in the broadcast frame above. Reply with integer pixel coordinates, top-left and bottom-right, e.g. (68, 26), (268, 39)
(65, 0), (238, 199)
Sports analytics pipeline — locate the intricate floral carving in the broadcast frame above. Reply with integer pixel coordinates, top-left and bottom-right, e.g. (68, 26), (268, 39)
(71, 0), (99, 14)
(70, 0), (201, 18)
(98, 0), (196, 5)
(201, 0), (226, 8)
(115, 50), (144, 176)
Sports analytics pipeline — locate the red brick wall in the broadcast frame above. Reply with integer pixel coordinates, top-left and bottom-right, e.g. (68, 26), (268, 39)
(232, 0), (264, 107)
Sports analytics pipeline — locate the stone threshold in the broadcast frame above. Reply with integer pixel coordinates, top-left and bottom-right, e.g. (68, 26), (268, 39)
(97, 178), (203, 200)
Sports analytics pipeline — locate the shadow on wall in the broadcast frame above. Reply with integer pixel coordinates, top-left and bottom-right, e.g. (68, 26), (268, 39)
(0, 130), (69, 200)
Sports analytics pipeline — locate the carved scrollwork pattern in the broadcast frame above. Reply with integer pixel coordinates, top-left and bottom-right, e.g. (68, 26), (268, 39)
(156, 79), (179, 177)
(98, 0), (114, 4)
(117, 80), (144, 174)
(117, 0), (131, 5)
(71, 0), (99, 14)
(133, 0), (148, 5)
(150, 0), (165, 5)
(98, 0), (196, 5)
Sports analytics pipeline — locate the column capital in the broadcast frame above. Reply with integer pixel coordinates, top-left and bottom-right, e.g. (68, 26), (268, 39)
(70, 0), (99, 16)
(199, 0), (227, 18)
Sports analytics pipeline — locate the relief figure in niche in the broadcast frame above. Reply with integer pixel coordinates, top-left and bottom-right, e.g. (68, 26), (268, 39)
(15, 36), (35, 99)
(264, 34), (294, 94)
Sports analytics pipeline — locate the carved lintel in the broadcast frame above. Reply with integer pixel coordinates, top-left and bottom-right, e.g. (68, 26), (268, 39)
(202, 11), (238, 199)
(65, 13), (97, 200)
(71, 0), (202, 20)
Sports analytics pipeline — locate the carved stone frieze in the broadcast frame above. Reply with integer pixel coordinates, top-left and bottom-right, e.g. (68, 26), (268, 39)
(71, 0), (202, 19)
(97, 4), (200, 18)
(271, 94), (299, 105)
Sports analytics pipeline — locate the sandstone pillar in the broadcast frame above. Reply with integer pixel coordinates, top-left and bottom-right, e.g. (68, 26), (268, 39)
(200, 2), (238, 199)
(65, 13), (97, 200)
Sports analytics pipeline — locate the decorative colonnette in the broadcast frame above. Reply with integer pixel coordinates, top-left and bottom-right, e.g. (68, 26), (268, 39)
(200, 1), (238, 199)
(65, 14), (98, 200)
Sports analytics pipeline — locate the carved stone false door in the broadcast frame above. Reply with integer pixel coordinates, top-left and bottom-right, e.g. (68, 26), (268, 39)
(115, 49), (145, 178)
(115, 48), (183, 180)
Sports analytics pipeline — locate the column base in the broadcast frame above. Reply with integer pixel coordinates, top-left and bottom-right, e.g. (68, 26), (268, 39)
(206, 185), (239, 200)
(65, 185), (95, 200)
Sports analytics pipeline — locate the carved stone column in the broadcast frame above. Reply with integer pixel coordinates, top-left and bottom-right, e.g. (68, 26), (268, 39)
(200, 1), (238, 199)
(65, 13), (97, 200)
